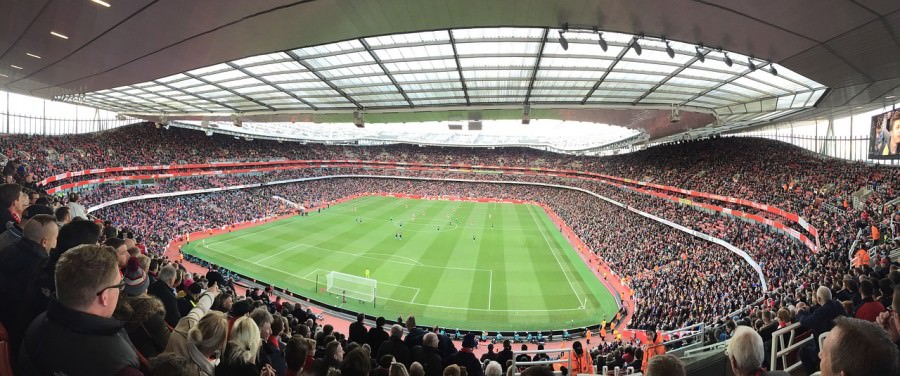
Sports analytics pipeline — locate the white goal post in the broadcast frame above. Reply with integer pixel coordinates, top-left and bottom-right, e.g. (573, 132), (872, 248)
(326, 271), (377, 303)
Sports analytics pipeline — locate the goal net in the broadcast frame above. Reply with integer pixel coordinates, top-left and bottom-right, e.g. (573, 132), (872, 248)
(326, 271), (377, 302)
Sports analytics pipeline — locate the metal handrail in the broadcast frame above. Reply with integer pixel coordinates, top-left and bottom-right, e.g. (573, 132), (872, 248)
(769, 322), (814, 373)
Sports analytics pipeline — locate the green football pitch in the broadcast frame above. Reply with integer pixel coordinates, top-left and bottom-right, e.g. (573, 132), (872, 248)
(182, 196), (618, 331)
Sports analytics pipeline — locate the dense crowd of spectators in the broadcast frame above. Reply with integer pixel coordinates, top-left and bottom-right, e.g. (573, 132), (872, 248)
(1, 124), (899, 375)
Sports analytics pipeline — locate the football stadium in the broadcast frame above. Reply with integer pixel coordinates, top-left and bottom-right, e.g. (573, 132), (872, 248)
(0, 2), (899, 376)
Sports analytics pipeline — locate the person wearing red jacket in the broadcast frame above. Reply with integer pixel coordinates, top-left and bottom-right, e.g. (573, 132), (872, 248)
(855, 280), (885, 322)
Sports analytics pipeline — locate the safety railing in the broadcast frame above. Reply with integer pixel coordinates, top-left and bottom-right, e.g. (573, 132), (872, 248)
(511, 348), (571, 375)
(769, 322), (814, 373)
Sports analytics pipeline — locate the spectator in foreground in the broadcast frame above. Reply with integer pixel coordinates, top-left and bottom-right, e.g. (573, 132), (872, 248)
(727, 326), (788, 376)
(113, 256), (169, 358)
(218, 315), (275, 376)
(18, 244), (142, 375)
(285, 335), (310, 376)
(875, 287), (899, 349)
(818, 317), (899, 376)
(251, 307), (286, 376)
(0, 214), (57, 357)
(855, 279), (886, 322)
(368, 316), (390, 354)
(484, 361), (502, 376)
(644, 354), (685, 376)
(566, 341), (592, 376)
(444, 334), (483, 376)
(379, 324), (411, 367)
(412, 332), (443, 376)
(341, 348), (372, 376)
(149, 264), (182, 327)
(66, 192), (88, 220)
(148, 353), (199, 376)
(796, 286), (843, 374)
(349, 312), (368, 345)
(0, 183), (26, 233)
(409, 361), (426, 376)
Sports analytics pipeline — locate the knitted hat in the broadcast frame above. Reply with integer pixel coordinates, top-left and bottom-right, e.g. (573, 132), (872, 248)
(123, 257), (149, 296)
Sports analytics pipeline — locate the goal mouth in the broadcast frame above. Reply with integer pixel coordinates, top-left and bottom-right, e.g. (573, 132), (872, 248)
(326, 270), (377, 303)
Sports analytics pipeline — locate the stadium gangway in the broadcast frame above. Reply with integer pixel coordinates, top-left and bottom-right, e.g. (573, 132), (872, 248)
(511, 348), (571, 376)
(511, 349), (639, 376)
(661, 322), (705, 354)
(769, 322), (814, 373)
(678, 341), (727, 363)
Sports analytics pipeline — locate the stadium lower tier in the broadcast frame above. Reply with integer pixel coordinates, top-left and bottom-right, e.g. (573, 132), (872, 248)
(96, 177), (764, 331)
(181, 196), (619, 331)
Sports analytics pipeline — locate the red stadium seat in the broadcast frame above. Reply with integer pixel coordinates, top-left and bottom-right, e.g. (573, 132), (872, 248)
(0, 322), (15, 376)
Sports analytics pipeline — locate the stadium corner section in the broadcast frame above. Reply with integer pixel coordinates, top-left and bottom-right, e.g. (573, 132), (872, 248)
(167, 192), (635, 332)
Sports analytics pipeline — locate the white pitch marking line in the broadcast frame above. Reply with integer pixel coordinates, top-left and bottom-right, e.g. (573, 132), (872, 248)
(528, 205), (584, 305)
(488, 270), (493, 310)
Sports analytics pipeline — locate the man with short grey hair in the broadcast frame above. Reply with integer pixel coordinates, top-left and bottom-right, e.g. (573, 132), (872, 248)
(727, 326), (789, 376)
(378, 324), (411, 367)
(796, 285), (844, 374)
(412, 332), (442, 376)
(149, 264), (181, 326)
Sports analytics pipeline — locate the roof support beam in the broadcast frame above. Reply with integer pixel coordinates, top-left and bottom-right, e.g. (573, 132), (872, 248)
(182, 72), (276, 112)
(95, 92), (159, 113)
(152, 80), (240, 112)
(285, 50), (362, 109)
(359, 39), (413, 107)
(632, 53), (705, 105)
(129, 86), (204, 113)
(225, 62), (317, 110)
(524, 28), (549, 104)
(581, 36), (638, 104)
(679, 62), (774, 106)
(448, 30), (471, 105)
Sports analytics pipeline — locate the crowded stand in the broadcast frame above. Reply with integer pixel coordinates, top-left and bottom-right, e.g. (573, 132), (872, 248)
(0, 124), (899, 376)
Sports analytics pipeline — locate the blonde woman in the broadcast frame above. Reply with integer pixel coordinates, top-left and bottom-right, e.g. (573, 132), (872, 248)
(217, 316), (276, 376)
(166, 283), (224, 375)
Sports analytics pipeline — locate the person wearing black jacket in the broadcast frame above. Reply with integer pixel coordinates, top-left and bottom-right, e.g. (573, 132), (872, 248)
(404, 316), (426, 348)
(251, 308), (287, 376)
(18, 244), (142, 375)
(443, 334), (483, 376)
(0, 214), (57, 360)
(349, 313), (368, 345)
(495, 340), (513, 372)
(796, 286), (845, 375)
(377, 325), (411, 367)
(148, 265), (181, 327)
(412, 332), (443, 376)
(368, 316), (390, 354)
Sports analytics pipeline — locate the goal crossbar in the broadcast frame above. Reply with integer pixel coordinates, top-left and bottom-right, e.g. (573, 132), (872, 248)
(326, 271), (377, 303)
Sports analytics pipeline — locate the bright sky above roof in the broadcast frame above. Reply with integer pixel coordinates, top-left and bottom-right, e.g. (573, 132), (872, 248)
(179, 119), (641, 151)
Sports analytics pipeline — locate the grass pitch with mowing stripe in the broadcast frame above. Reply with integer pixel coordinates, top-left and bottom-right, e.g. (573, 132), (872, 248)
(182, 196), (617, 331)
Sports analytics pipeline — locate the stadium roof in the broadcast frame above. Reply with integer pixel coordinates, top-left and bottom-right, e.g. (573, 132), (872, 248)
(1, 0), (898, 142)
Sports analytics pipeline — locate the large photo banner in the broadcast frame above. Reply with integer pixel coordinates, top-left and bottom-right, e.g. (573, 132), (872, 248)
(869, 109), (900, 159)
